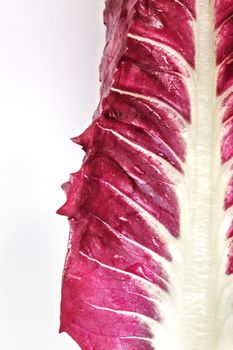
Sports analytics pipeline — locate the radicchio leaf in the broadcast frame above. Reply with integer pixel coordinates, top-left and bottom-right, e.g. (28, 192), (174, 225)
(58, 1), (233, 349)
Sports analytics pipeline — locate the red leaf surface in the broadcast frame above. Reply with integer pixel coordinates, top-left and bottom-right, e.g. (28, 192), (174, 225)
(58, 0), (233, 349)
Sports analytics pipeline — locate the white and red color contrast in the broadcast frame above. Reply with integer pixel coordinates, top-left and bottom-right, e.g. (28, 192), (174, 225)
(58, 1), (233, 349)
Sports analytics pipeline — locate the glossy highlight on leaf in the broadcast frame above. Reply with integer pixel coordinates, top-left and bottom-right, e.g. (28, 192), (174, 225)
(58, 0), (233, 349)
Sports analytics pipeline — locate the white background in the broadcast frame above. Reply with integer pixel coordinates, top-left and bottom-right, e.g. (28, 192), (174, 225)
(0, 1), (105, 349)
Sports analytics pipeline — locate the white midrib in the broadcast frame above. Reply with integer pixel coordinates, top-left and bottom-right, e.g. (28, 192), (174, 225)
(110, 3), (220, 348)
(180, 1), (216, 349)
